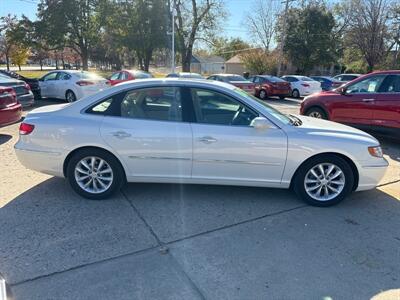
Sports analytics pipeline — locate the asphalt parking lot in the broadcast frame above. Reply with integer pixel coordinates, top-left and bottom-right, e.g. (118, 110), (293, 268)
(0, 97), (399, 300)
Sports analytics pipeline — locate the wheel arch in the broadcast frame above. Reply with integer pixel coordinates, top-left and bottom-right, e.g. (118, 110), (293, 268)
(63, 146), (127, 180)
(304, 104), (330, 119)
(289, 152), (359, 191)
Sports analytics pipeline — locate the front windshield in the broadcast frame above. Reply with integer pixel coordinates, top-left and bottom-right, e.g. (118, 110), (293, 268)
(233, 88), (292, 125)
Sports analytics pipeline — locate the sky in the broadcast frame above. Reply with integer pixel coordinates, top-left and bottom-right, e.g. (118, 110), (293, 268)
(1, 0), (253, 40)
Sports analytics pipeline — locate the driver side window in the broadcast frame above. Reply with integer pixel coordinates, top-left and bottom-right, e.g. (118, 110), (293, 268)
(43, 72), (58, 81)
(191, 88), (258, 126)
(346, 75), (385, 94)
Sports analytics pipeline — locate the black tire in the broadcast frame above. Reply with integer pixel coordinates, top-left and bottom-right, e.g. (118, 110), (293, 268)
(66, 148), (125, 200)
(293, 155), (354, 207)
(66, 90), (76, 102)
(292, 89), (300, 98)
(259, 89), (268, 100)
(279, 95), (286, 100)
(306, 107), (328, 120)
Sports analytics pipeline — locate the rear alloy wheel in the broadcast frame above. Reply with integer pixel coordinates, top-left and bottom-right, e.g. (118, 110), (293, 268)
(259, 89), (268, 100)
(292, 89), (300, 98)
(67, 149), (125, 199)
(66, 90), (76, 103)
(293, 155), (354, 207)
(306, 107), (328, 120)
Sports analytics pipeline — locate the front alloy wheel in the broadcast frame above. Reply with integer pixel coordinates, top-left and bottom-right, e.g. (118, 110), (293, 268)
(304, 163), (345, 202)
(293, 155), (354, 207)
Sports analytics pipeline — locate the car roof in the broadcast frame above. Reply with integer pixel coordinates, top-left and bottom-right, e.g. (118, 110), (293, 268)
(335, 73), (361, 76)
(211, 74), (243, 77)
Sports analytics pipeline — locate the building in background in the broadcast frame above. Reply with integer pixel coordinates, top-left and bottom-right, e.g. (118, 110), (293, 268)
(190, 55), (225, 75)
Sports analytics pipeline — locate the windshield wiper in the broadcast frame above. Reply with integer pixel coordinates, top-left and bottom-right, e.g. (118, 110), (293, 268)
(288, 114), (303, 126)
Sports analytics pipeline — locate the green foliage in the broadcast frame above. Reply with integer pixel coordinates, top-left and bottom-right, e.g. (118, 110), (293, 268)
(10, 45), (30, 70)
(278, 2), (338, 74)
(211, 37), (251, 60)
(240, 49), (278, 75)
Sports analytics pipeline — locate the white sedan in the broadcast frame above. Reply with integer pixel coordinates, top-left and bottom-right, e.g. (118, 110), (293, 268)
(39, 70), (110, 102)
(281, 75), (322, 98)
(15, 79), (388, 206)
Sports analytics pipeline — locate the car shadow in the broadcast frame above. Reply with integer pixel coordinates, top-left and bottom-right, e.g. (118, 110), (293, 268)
(1, 177), (400, 297)
(0, 134), (12, 145)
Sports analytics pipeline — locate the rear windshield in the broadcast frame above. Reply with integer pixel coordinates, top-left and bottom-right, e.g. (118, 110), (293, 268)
(180, 73), (203, 79)
(226, 75), (247, 81)
(264, 76), (285, 83)
(75, 72), (104, 80)
(299, 76), (314, 81)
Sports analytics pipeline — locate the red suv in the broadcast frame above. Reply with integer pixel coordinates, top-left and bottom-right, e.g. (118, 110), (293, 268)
(300, 70), (400, 135)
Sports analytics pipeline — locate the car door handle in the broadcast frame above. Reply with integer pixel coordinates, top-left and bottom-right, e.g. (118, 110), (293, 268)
(362, 98), (375, 102)
(198, 136), (217, 144)
(111, 131), (131, 139)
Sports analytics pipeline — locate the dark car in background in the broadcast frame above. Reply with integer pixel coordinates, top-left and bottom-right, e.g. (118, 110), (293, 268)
(310, 76), (345, 91)
(0, 70), (41, 99)
(332, 73), (361, 82)
(0, 74), (34, 107)
(250, 75), (291, 100)
(207, 74), (255, 94)
(0, 86), (22, 126)
(108, 69), (153, 86)
(301, 70), (400, 137)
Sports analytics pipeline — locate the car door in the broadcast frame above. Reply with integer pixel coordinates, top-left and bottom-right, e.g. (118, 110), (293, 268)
(100, 86), (193, 179)
(373, 74), (400, 130)
(252, 76), (262, 94)
(330, 74), (386, 125)
(190, 88), (287, 184)
(55, 72), (72, 99)
(39, 72), (58, 98)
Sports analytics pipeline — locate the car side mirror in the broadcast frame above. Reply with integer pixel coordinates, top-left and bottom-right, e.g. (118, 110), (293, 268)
(251, 117), (271, 130)
(338, 86), (347, 95)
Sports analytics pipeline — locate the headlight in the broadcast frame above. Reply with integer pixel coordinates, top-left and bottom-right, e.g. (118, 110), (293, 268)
(368, 146), (383, 158)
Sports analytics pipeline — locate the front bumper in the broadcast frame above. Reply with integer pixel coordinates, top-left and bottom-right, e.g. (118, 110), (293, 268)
(356, 159), (389, 191)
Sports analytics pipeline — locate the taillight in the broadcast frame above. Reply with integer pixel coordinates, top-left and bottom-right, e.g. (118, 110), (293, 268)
(301, 83), (310, 87)
(76, 80), (94, 86)
(24, 82), (31, 91)
(19, 123), (35, 135)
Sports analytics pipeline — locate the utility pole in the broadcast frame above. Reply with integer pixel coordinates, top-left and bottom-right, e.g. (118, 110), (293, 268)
(277, 0), (294, 76)
(171, 1), (176, 74)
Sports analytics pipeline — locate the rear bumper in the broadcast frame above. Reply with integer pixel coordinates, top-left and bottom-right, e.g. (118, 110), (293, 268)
(14, 144), (65, 177)
(356, 159), (389, 191)
(17, 92), (35, 107)
(0, 104), (22, 127)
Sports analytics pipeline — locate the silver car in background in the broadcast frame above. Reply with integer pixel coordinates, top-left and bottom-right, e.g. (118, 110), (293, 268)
(0, 74), (34, 107)
(15, 79), (388, 207)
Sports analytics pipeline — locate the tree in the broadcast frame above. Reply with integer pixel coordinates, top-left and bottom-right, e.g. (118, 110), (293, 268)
(173, 0), (226, 71)
(344, 0), (394, 72)
(244, 0), (280, 51)
(210, 37), (251, 60)
(37, 0), (102, 70)
(0, 15), (19, 71)
(240, 49), (278, 75)
(277, 2), (337, 74)
(10, 45), (29, 71)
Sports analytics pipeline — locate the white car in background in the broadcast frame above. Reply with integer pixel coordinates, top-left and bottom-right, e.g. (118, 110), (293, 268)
(15, 79), (387, 207)
(39, 70), (110, 102)
(281, 75), (322, 98)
